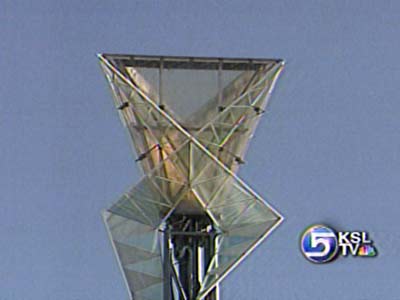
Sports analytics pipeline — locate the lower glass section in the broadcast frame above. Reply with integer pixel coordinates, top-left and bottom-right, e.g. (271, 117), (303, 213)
(103, 192), (280, 300)
(103, 211), (220, 300)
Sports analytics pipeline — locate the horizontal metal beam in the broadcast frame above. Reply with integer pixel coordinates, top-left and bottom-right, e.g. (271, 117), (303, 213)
(129, 124), (249, 132)
(100, 53), (283, 71)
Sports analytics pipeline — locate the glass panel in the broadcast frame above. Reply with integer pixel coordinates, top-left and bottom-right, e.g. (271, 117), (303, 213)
(103, 212), (165, 300)
(109, 193), (157, 227)
(126, 67), (160, 104)
(128, 256), (163, 278)
(135, 283), (164, 300)
(190, 145), (231, 206)
(185, 69), (255, 128)
(162, 68), (218, 121)
(109, 176), (173, 228)
(114, 241), (159, 265)
(198, 220), (279, 297)
(124, 268), (163, 292)
(229, 199), (279, 229)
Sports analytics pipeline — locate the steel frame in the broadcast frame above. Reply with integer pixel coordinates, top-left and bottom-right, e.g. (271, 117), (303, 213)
(99, 54), (284, 300)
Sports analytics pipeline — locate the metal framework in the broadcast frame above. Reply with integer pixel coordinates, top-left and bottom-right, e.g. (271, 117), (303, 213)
(98, 54), (284, 300)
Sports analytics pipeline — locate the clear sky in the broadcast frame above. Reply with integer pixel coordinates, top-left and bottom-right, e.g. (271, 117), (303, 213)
(1, 1), (399, 299)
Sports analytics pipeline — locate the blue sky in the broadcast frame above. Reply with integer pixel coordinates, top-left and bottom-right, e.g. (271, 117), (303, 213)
(1, 1), (399, 299)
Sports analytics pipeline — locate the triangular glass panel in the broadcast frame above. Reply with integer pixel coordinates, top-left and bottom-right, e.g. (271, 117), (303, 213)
(114, 241), (159, 265)
(109, 177), (172, 228)
(134, 282), (164, 300)
(188, 143), (233, 207)
(127, 256), (163, 278)
(172, 189), (207, 216)
(198, 219), (280, 298)
(103, 211), (155, 241)
(124, 269), (164, 292)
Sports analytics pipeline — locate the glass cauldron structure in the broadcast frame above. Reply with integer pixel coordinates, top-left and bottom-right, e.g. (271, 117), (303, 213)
(98, 54), (284, 300)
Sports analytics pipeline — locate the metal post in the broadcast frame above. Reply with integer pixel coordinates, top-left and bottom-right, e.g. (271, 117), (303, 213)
(163, 226), (172, 300)
(218, 59), (223, 107)
(159, 57), (164, 105)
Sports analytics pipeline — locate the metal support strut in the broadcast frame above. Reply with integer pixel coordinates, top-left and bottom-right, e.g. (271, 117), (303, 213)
(163, 215), (219, 300)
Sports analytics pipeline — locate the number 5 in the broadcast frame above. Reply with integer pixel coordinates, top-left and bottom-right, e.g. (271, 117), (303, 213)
(308, 232), (335, 257)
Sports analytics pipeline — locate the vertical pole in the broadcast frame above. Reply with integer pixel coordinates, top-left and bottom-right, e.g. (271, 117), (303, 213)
(159, 58), (164, 106)
(217, 59), (223, 107)
(204, 230), (219, 300)
(211, 233), (220, 300)
(163, 225), (172, 300)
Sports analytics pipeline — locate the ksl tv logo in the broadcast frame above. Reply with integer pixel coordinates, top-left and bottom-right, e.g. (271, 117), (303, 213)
(300, 224), (378, 263)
